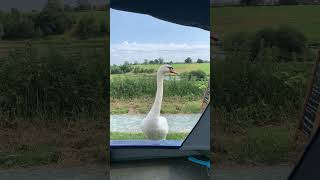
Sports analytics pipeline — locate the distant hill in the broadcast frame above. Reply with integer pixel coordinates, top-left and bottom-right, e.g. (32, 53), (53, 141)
(0, 0), (107, 12)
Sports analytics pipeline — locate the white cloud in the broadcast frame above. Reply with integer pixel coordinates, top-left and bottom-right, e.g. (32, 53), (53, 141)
(111, 41), (209, 65)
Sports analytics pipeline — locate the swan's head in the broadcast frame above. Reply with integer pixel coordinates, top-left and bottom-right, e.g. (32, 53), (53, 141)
(158, 64), (177, 75)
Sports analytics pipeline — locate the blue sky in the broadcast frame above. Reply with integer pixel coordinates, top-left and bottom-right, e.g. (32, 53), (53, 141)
(110, 9), (210, 65)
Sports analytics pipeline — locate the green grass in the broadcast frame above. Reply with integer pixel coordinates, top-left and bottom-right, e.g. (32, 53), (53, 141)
(133, 63), (210, 74)
(214, 126), (303, 165)
(0, 118), (107, 169)
(212, 5), (320, 43)
(110, 75), (208, 99)
(0, 10), (109, 169)
(111, 97), (202, 114)
(111, 132), (188, 140)
(212, 59), (313, 165)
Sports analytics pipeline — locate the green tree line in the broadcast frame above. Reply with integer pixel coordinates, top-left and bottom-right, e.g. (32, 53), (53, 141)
(0, 8), (107, 40)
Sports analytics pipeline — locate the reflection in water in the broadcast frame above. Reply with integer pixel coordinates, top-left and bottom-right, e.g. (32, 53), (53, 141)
(111, 114), (201, 133)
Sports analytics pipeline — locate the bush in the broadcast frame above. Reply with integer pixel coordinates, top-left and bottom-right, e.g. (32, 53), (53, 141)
(275, 26), (307, 59)
(132, 67), (155, 74)
(110, 76), (206, 99)
(0, 42), (107, 118)
(181, 70), (207, 81)
(197, 59), (204, 63)
(111, 65), (122, 74)
(213, 59), (309, 131)
(110, 64), (133, 74)
(224, 26), (308, 62)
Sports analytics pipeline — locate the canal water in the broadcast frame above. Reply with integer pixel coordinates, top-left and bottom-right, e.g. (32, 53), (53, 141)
(111, 114), (201, 133)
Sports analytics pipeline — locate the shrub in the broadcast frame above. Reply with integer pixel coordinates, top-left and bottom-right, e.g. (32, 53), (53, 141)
(197, 59), (204, 63)
(213, 59), (309, 131)
(224, 26), (308, 62)
(181, 70), (207, 81)
(132, 67), (155, 74)
(110, 76), (206, 99)
(111, 65), (122, 74)
(275, 26), (307, 60)
(110, 64), (133, 74)
(0, 42), (107, 118)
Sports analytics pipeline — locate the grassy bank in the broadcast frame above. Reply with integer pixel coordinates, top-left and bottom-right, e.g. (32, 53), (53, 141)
(212, 5), (320, 43)
(0, 40), (107, 118)
(133, 63), (210, 74)
(212, 59), (313, 165)
(0, 116), (107, 169)
(111, 132), (188, 140)
(213, 126), (305, 165)
(0, 39), (108, 169)
(111, 97), (202, 114)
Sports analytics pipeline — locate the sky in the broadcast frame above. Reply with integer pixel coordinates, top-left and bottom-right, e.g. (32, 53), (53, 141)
(110, 9), (210, 65)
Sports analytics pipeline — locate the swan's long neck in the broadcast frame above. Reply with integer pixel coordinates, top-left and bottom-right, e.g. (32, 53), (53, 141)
(148, 71), (164, 118)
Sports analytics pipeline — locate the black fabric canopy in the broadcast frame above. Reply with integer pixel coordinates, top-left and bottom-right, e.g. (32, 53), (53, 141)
(288, 128), (320, 180)
(110, 0), (210, 31)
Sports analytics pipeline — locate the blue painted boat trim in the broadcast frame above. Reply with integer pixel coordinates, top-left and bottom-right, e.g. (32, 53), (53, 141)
(188, 156), (211, 169)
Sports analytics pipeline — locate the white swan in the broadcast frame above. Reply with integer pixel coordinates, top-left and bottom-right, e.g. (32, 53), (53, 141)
(141, 64), (177, 140)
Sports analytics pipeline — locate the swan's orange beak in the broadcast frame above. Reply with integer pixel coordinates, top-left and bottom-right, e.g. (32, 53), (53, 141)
(170, 69), (178, 75)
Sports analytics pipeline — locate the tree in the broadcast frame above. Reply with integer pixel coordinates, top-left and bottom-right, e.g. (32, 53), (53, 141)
(154, 59), (159, 64)
(36, 6), (74, 36)
(149, 60), (154, 64)
(144, 59), (148, 64)
(119, 63), (132, 73)
(134, 61), (138, 65)
(158, 58), (164, 64)
(73, 13), (100, 38)
(197, 59), (204, 63)
(2, 10), (36, 39)
(185, 57), (192, 63)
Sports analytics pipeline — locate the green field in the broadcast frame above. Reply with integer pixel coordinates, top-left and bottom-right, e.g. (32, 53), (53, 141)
(212, 5), (320, 43)
(0, 9), (109, 169)
(211, 5), (319, 165)
(111, 132), (188, 140)
(110, 63), (210, 115)
(133, 63), (210, 74)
